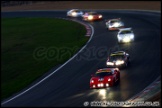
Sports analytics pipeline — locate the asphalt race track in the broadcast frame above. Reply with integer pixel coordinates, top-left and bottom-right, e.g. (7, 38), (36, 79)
(1, 10), (161, 107)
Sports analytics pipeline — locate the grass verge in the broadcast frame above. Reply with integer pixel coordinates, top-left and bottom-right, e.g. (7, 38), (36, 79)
(1, 17), (88, 100)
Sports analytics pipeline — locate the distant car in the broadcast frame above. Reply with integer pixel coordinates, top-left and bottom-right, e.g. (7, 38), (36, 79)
(117, 28), (135, 43)
(67, 9), (83, 17)
(90, 68), (120, 88)
(106, 51), (130, 68)
(105, 18), (124, 30)
(82, 12), (103, 21)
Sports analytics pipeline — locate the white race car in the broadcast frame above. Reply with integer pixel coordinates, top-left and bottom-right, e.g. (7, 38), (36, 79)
(67, 9), (83, 17)
(105, 18), (124, 30)
(117, 28), (135, 43)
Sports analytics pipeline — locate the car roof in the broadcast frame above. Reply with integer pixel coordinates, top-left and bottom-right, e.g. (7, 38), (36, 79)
(96, 68), (119, 73)
(96, 68), (113, 73)
(110, 51), (125, 56)
(119, 28), (132, 31)
(96, 68), (112, 73)
(70, 9), (80, 11)
(109, 18), (121, 21)
(86, 12), (98, 14)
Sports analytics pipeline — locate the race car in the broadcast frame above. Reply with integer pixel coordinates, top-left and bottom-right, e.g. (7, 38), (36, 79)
(105, 18), (124, 30)
(106, 51), (130, 68)
(90, 68), (120, 88)
(82, 12), (103, 21)
(67, 9), (83, 17)
(117, 28), (135, 43)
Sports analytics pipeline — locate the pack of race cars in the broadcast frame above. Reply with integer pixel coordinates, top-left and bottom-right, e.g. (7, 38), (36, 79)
(67, 9), (134, 89)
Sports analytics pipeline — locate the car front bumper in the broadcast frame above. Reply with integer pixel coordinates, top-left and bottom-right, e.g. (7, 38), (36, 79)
(118, 37), (134, 43)
(108, 26), (124, 30)
(90, 82), (111, 88)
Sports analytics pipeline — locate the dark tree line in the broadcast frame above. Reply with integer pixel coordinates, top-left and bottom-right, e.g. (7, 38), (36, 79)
(1, 1), (40, 7)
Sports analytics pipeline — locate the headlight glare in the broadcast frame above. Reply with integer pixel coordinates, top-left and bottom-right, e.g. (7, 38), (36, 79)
(108, 78), (111, 81)
(99, 15), (102, 18)
(72, 12), (77, 16)
(107, 62), (114, 65)
(130, 34), (134, 39)
(91, 80), (94, 83)
(123, 37), (131, 42)
(88, 15), (93, 20)
(115, 60), (124, 65)
(114, 23), (120, 27)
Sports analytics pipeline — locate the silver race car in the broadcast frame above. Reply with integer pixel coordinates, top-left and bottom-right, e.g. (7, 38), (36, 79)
(67, 9), (83, 17)
(105, 18), (124, 30)
(117, 28), (135, 43)
(106, 51), (130, 68)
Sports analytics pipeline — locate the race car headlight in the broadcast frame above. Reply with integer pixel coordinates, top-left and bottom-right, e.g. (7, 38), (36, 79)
(130, 34), (134, 39)
(98, 84), (101, 87)
(116, 60), (124, 65)
(91, 80), (94, 83)
(88, 15), (93, 20)
(99, 15), (102, 18)
(72, 12), (77, 16)
(106, 62), (114, 65)
(100, 83), (104, 87)
(123, 37), (131, 42)
(121, 23), (124, 26)
(114, 23), (120, 27)
(118, 35), (122, 40)
(106, 83), (109, 87)
(108, 78), (111, 81)
(109, 25), (113, 28)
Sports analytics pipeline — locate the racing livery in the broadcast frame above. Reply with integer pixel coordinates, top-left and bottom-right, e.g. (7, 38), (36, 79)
(117, 28), (135, 43)
(90, 68), (120, 88)
(106, 51), (130, 68)
(105, 18), (124, 30)
(67, 9), (83, 17)
(82, 12), (103, 21)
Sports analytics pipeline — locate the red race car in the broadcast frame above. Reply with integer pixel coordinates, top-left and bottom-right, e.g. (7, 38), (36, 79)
(90, 68), (120, 89)
(82, 12), (103, 21)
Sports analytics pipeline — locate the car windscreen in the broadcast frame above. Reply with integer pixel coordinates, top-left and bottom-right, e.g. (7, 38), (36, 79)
(109, 55), (124, 61)
(95, 72), (112, 77)
(120, 30), (132, 34)
(110, 20), (119, 24)
(89, 12), (98, 15)
(74, 10), (80, 12)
